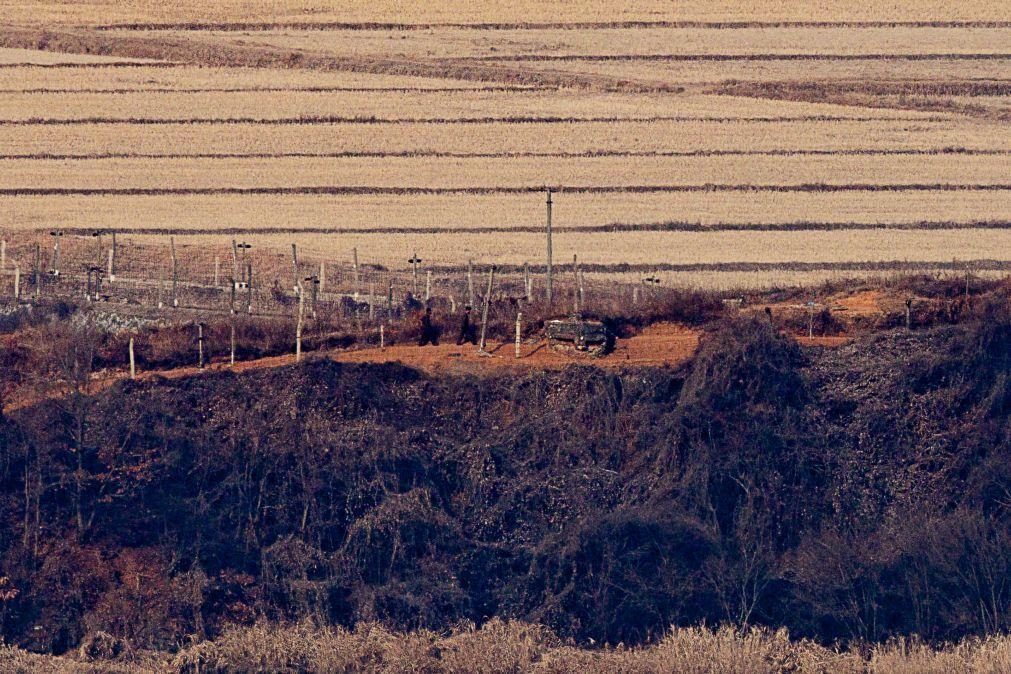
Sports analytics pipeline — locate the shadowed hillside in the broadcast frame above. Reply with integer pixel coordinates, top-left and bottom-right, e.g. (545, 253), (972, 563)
(1, 314), (1010, 657)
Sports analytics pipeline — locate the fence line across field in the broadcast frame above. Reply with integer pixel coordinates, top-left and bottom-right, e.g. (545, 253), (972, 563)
(0, 232), (647, 321)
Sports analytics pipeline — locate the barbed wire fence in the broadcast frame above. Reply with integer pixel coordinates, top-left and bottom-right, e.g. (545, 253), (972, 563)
(0, 232), (661, 331)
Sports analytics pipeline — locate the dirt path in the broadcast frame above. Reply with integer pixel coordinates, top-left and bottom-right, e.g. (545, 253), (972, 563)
(3, 323), (702, 413)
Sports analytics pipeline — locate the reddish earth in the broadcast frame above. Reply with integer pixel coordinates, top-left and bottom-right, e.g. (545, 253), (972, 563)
(2, 323), (702, 413)
(831, 290), (886, 316)
(4, 321), (864, 414)
(335, 322), (701, 374)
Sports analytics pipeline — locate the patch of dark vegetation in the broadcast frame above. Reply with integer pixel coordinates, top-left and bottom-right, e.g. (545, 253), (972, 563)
(2, 310), (1011, 656)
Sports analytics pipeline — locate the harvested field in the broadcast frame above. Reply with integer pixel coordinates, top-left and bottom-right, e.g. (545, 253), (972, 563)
(2, 0), (1009, 26)
(3, 119), (1006, 157)
(1, 4), (1008, 290)
(0, 90), (951, 121)
(164, 26), (1011, 60)
(0, 64), (535, 91)
(497, 58), (1011, 87)
(5, 190), (1010, 233)
(4, 154), (1009, 191)
(115, 228), (1011, 270)
(0, 46), (156, 64)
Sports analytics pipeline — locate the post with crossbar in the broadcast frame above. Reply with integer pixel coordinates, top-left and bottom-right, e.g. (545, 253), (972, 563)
(50, 230), (61, 277)
(478, 265), (496, 354)
(410, 251), (420, 296)
(545, 188), (553, 305)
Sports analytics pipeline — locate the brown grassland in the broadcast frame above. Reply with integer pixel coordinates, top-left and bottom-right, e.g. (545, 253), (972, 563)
(3, 621), (1011, 673)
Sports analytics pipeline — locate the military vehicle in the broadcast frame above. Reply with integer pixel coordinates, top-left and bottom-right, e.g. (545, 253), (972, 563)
(545, 315), (613, 356)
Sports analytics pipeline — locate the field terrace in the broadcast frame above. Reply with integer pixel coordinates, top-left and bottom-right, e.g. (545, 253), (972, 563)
(0, 9), (1008, 289)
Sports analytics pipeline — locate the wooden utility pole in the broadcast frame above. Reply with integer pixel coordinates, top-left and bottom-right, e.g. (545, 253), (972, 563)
(545, 188), (553, 304)
(13, 264), (20, 301)
(478, 265), (496, 354)
(107, 249), (115, 282)
(128, 337), (136, 379)
(231, 239), (239, 282)
(170, 236), (178, 307)
(291, 243), (299, 294)
(467, 259), (475, 308)
(352, 247), (359, 300)
(425, 270), (432, 302)
(319, 262), (326, 294)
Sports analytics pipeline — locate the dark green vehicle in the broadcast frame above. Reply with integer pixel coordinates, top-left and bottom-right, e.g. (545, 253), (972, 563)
(545, 315), (613, 356)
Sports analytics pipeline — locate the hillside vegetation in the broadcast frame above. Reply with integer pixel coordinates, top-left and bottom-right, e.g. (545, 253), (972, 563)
(1, 309), (1010, 663)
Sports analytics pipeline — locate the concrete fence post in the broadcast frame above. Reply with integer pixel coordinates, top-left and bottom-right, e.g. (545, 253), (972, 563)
(129, 337), (136, 380)
(515, 312), (522, 358)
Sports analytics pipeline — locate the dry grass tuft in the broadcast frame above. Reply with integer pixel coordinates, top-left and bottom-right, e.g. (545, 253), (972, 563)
(5, 622), (1011, 673)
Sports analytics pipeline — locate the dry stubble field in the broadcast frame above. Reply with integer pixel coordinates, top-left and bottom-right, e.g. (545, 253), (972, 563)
(0, 1), (1008, 288)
